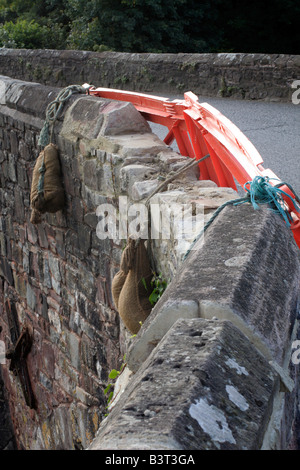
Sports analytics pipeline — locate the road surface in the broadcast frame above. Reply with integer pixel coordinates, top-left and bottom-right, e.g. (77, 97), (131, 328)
(150, 94), (300, 197)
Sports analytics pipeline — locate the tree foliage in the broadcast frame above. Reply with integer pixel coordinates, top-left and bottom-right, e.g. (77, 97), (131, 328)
(0, 0), (298, 53)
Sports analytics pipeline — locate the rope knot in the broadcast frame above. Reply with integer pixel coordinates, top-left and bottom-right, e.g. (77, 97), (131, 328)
(244, 175), (300, 227)
(38, 84), (86, 147)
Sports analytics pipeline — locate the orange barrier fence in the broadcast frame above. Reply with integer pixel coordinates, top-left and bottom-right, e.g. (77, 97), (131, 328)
(84, 85), (300, 248)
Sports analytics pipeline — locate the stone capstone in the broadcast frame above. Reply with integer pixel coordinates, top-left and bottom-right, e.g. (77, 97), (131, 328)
(89, 318), (277, 450)
(127, 203), (300, 372)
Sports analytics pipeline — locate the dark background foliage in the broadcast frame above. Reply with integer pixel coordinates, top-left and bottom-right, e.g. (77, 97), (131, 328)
(0, 0), (298, 53)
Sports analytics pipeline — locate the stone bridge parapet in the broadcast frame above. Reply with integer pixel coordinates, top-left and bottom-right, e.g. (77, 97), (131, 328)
(0, 76), (299, 450)
(0, 49), (299, 101)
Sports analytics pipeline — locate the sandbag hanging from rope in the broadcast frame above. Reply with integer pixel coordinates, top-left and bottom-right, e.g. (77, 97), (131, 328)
(30, 84), (86, 224)
(30, 143), (65, 224)
(112, 237), (153, 335)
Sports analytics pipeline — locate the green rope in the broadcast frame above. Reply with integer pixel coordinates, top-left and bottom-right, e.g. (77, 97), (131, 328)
(183, 194), (249, 260)
(37, 157), (46, 194)
(183, 175), (300, 261)
(37, 84), (86, 196)
(38, 84), (86, 148)
(244, 176), (300, 227)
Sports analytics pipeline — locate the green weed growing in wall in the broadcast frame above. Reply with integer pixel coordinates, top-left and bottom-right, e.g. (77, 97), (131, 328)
(148, 272), (167, 306)
(104, 354), (127, 409)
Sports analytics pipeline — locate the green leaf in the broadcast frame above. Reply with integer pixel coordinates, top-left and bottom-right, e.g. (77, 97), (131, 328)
(149, 291), (159, 305)
(109, 369), (119, 379)
(107, 391), (114, 404)
(141, 277), (148, 291)
(104, 383), (112, 395)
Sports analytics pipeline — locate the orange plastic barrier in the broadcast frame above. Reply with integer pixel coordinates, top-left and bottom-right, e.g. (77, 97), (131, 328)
(84, 84), (300, 248)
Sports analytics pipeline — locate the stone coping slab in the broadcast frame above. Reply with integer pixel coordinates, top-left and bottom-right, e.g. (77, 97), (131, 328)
(89, 318), (277, 450)
(127, 203), (300, 372)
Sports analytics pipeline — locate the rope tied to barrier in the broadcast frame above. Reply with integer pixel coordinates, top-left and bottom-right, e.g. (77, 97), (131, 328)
(243, 176), (300, 227)
(183, 175), (300, 260)
(38, 84), (86, 148)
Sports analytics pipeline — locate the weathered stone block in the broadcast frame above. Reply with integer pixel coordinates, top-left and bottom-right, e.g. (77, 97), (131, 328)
(130, 179), (160, 201)
(84, 212), (98, 229)
(43, 257), (52, 289)
(77, 224), (92, 255)
(8, 156), (17, 182)
(128, 299), (199, 372)
(127, 204), (300, 372)
(47, 252), (62, 295)
(65, 329), (81, 370)
(75, 386), (99, 406)
(70, 197), (85, 222)
(89, 318), (277, 450)
(0, 257), (13, 285)
(47, 252), (61, 283)
(0, 367), (17, 450)
(26, 282), (37, 310)
(12, 271), (27, 298)
(10, 132), (19, 157)
(83, 159), (103, 191)
(61, 96), (106, 141)
(0, 233), (6, 257)
(54, 361), (78, 397)
(18, 140), (31, 161)
(27, 221), (38, 245)
(16, 163), (29, 189)
(120, 164), (158, 192)
(100, 101), (151, 136)
(61, 95), (150, 142)
(112, 133), (167, 158)
(13, 187), (25, 221)
(101, 162), (118, 195)
(77, 262), (97, 302)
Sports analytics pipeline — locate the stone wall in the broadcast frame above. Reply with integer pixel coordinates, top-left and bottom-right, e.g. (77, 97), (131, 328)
(90, 204), (300, 450)
(0, 75), (239, 449)
(0, 75), (299, 451)
(0, 367), (17, 449)
(0, 48), (299, 101)
(0, 76), (124, 449)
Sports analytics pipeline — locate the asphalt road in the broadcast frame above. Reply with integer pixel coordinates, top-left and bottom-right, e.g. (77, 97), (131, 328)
(150, 94), (300, 197)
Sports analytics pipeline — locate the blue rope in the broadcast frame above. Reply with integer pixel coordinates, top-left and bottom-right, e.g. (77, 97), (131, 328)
(243, 176), (300, 227)
(183, 175), (300, 261)
(37, 158), (46, 195)
(183, 194), (249, 260)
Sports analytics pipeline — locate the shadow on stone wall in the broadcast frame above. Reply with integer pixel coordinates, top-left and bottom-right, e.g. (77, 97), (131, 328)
(0, 364), (17, 450)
